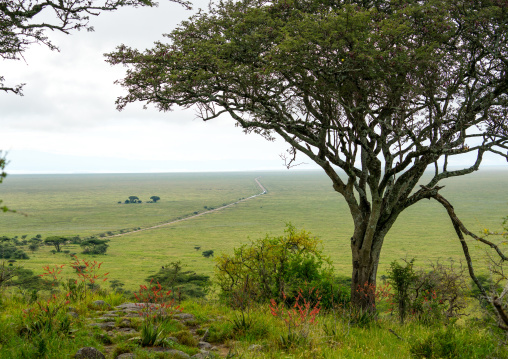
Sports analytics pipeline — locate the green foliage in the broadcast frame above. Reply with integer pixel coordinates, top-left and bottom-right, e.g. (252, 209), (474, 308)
(146, 261), (210, 300)
(408, 326), (498, 359)
(388, 259), (417, 324)
(28, 241), (39, 252)
(0, 243), (29, 259)
(106, 0), (508, 310)
(44, 236), (67, 252)
(0, 264), (49, 291)
(173, 329), (198, 347)
(202, 250), (214, 258)
(126, 195), (141, 204)
(140, 321), (163, 346)
(80, 238), (109, 255)
(20, 294), (72, 337)
(216, 224), (337, 307)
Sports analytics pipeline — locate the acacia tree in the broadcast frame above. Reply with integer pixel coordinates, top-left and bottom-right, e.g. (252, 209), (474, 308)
(106, 0), (508, 308)
(44, 236), (67, 252)
(0, 0), (191, 95)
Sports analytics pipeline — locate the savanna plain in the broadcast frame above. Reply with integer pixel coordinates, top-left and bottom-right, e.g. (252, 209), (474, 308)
(0, 169), (507, 358)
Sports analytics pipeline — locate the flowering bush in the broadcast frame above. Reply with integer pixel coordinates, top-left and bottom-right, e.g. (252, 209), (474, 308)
(21, 293), (71, 336)
(269, 288), (321, 348)
(134, 279), (182, 322)
(39, 255), (109, 302)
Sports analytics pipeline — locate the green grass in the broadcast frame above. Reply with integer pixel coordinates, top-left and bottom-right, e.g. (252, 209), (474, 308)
(1, 285), (505, 359)
(0, 169), (507, 290)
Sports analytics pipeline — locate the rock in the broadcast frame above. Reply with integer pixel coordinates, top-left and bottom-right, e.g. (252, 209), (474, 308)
(96, 316), (115, 321)
(88, 322), (116, 330)
(198, 342), (212, 350)
(116, 302), (157, 311)
(200, 328), (210, 342)
(173, 313), (195, 321)
(168, 336), (179, 343)
(91, 300), (110, 309)
(68, 311), (79, 318)
(165, 349), (191, 358)
(74, 347), (105, 359)
(248, 344), (263, 352)
(119, 318), (132, 327)
(100, 313), (118, 318)
(147, 348), (190, 358)
(116, 327), (138, 334)
(116, 354), (135, 359)
(191, 353), (210, 359)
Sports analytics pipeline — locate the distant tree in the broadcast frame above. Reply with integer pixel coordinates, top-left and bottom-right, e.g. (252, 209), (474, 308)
(80, 238), (109, 255)
(147, 261), (210, 300)
(194, 245), (201, 251)
(44, 236), (67, 253)
(128, 196), (140, 203)
(202, 250), (214, 258)
(109, 279), (125, 293)
(124, 199), (130, 204)
(150, 196), (160, 203)
(28, 242), (39, 253)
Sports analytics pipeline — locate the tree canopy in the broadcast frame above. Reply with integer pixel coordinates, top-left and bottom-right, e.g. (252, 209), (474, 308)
(0, 0), (191, 95)
(106, 0), (508, 307)
(44, 236), (67, 252)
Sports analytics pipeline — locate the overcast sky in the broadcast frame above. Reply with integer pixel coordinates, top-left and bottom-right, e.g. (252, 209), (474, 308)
(0, 0), (505, 174)
(0, 0), (304, 174)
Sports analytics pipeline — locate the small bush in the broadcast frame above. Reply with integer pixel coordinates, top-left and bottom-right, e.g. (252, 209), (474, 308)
(146, 261), (210, 300)
(80, 238), (109, 255)
(202, 250), (214, 258)
(173, 329), (198, 347)
(216, 224), (341, 308)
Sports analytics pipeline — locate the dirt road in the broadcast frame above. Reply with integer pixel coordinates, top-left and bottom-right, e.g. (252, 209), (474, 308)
(107, 177), (267, 238)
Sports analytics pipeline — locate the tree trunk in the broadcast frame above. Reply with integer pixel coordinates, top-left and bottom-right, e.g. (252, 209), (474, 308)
(350, 231), (385, 311)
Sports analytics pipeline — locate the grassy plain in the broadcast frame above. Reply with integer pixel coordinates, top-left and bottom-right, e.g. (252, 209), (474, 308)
(0, 168), (507, 290)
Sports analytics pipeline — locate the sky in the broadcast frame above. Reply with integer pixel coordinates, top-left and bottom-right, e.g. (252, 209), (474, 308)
(0, 0), (505, 175)
(0, 0), (302, 174)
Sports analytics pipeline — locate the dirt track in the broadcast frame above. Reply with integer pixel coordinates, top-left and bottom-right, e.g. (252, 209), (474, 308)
(107, 177), (267, 238)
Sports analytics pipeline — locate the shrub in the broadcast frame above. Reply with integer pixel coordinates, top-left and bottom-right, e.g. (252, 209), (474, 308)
(0, 244), (29, 259)
(387, 259), (417, 324)
(173, 329), (198, 347)
(216, 224), (340, 308)
(80, 238), (109, 255)
(385, 259), (469, 325)
(146, 261), (210, 300)
(202, 250), (214, 258)
(133, 279), (182, 321)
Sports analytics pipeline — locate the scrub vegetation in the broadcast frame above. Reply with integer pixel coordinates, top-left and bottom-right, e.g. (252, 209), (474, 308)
(0, 171), (507, 357)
